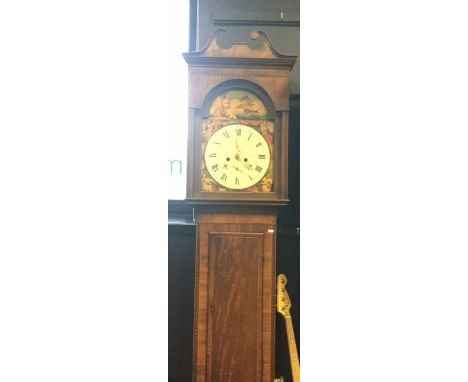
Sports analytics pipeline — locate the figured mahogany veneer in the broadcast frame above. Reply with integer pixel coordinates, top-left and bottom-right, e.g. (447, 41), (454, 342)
(193, 214), (276, 382)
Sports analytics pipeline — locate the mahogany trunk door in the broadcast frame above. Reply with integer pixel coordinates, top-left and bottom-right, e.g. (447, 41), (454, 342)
(192, 213), (276, 382)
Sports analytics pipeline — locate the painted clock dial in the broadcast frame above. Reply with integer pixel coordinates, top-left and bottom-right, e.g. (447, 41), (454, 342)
(204, 124), (271, 190)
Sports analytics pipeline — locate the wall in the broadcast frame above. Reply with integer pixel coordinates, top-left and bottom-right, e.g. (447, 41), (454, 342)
(196, 0), (300, 95)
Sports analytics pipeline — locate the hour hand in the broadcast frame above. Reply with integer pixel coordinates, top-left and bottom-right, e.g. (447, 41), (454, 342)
(235, 139), (242, 158)
(233, 165), (243, 173)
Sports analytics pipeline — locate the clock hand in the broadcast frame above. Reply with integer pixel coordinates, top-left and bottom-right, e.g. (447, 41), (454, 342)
(235, 138), (242, 161)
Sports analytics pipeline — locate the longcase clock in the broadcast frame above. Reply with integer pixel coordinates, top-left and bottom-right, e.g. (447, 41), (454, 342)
(183, 29), (296, 382)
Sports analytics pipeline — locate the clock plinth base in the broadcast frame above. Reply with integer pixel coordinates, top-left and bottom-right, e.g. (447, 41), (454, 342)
(192, 213), (276, 382)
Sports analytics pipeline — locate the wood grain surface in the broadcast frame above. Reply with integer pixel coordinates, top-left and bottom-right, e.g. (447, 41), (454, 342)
(193, 213), (276, 382)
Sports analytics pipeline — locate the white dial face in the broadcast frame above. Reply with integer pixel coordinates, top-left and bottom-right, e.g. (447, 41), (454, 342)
(204, 124), (271, 190)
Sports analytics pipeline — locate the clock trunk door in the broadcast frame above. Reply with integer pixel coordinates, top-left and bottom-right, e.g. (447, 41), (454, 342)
(193, 214), (276, 382)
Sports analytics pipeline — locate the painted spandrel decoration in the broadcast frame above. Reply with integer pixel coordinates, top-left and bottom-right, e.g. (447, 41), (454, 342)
(201, 89), (274, 193)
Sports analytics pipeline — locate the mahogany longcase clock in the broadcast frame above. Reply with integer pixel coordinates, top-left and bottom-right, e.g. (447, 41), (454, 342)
(183, 30), (296, 382)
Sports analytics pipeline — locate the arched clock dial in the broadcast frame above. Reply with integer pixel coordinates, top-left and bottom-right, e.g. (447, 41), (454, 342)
(204, 123), (271, 190)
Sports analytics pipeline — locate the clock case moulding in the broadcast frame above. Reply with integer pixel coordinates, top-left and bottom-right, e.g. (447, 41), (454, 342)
(183, 29), (297, 206)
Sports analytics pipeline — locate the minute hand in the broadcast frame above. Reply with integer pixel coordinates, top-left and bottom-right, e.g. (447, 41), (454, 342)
(235, 138), (241, 161)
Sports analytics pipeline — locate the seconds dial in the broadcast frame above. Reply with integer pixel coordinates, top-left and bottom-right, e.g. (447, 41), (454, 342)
(204, 124), (271, 190)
